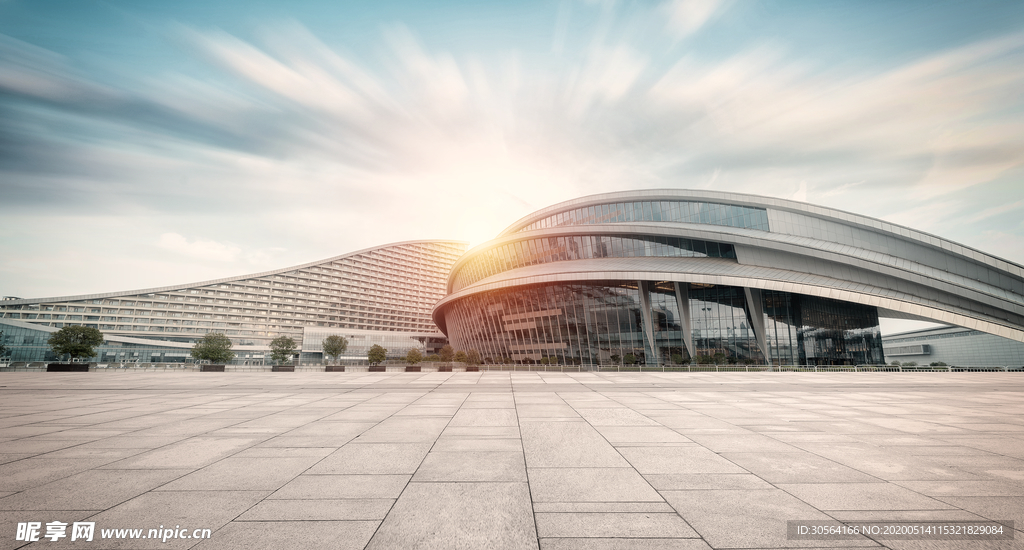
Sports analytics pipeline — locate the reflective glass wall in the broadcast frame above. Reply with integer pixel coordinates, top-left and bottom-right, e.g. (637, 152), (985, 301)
(453, 234), (736, 291)
(442, 282), (884, 366)
(514, 200), (770, 233)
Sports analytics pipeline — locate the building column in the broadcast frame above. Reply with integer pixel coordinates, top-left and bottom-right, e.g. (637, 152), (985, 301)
(637, 281), (659, 367)
(743, 287), (771, 363)
(674, 282), (694, 359)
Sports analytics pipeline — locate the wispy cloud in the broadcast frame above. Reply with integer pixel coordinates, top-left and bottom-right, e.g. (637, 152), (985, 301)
(0, 1), (1023, 296)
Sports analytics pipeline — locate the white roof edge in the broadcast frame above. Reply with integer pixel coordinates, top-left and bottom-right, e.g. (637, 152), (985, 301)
(495, 189), (1024, 273)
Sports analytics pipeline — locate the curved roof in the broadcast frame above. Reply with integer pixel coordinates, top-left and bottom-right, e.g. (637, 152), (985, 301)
(437, 190), (1024, 343)
(3, 239), (467, 306)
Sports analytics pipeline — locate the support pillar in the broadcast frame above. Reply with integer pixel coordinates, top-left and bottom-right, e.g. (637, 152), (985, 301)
(674, 282), (694, 359)
(743, 287), (771, 363)
(637, 281), (659, 367)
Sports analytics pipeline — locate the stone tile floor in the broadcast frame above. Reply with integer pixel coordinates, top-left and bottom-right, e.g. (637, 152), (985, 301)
(0, 372), (1022, 549)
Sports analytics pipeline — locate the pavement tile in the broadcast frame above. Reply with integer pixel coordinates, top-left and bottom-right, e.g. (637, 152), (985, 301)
(2, 372), (1024, 550)
(893, 480), (1024, 497)
(155, 456), (320, 491)
(575, 408), (661, 426)
(365, 482), (537, 550)
(529, 468), (663, 502)
(236, 499), (394, 521)
(516, 405), (581, 419)
(413, 451), (526, 482)
(270, 474), (410, 499)
(532, 502), (677, 513)
(663, 489), (879, 548)
(645, 473), (775, 490)
(0, 469), (190, 510)
(539, 538), (711, 549)
(594, 426), (692, 443)
(431, 437), (522, 451)
(685, 433), (803, 452)
(194, 520), (379, 550)
(97, 437), (262, 470)
(352, 417), (450, 443)
(448, 409), (519, 427)
(534, 512), (699, 538)
(521, 422), (630, 468)
(778, 483), (956, 510)
(722, 451), (880, 483)
(305, 443), (431, 474)
(231, 447), (334, 458)
(79, 490), (269, 549)
(618, 446), (746, 474)
(441, 426), (521, 438)
(0, 458), (112, 491)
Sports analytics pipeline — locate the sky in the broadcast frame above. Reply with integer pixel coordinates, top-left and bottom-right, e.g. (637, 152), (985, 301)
(1, 0), (1023, 333)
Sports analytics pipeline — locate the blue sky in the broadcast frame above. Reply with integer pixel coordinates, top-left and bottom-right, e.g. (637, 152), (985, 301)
(1, 0), (1023, 332)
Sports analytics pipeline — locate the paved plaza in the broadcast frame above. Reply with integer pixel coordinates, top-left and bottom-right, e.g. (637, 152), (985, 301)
(1, 372), (1023, 550)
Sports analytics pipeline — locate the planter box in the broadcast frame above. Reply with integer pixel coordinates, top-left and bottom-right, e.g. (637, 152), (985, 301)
(325, 366), (346, 372)
(405, 366), (421, 372)
(369, 366), (386, 372)
(437, 366), (452, 372)
(201, 364), (226, 372)
(47, 363), (89, 372)
(272, 366), (294, 372)
(465, 366), (480, 372)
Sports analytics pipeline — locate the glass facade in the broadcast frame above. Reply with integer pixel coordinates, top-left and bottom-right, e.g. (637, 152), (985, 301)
(0, 322), (222, 364)
(452, 234), (736, 291)
(441, 282), (883, 366)
(300, 327), (448, 363)
(514, 200), (769, 234)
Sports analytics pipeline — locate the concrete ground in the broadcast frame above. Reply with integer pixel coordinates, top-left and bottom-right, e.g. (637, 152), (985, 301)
(0, 372), (1022, 550)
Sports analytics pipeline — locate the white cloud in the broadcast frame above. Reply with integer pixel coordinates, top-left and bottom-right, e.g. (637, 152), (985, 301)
(157, 233), (241, 262)
(662, 0), (729, 39)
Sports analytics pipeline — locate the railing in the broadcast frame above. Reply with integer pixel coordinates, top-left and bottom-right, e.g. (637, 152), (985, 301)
(0, 362), (1019, 373)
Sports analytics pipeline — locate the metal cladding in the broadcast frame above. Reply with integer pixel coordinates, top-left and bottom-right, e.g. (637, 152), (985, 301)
(433, 190), (1024, 366)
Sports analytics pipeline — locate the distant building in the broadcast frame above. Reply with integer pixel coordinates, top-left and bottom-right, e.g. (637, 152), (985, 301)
(883, 325), (1024, 367)
(0, 240), (467, 364)
(432, 190), (1024, 366)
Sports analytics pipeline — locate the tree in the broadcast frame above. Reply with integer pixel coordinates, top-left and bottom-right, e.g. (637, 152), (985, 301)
(406, 348), (423, 365)
(426, 354), (440, 362)
(322, 335), (348, 364)
(439, 344), (455, 364)
(623, 353), (637, 365)
(466, 350), (481, 365)
(270, 336), (298, 365)
(48, 325), (104, 362)
(540, 357), (550, 365)
(368, 344), (387, 366)
(191, 332), (235, 364)
(454, 350), (468, 363)
(0, 330), (6, 359)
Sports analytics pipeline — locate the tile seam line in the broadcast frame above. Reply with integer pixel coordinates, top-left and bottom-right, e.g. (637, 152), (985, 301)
(359, 388), (471, 550)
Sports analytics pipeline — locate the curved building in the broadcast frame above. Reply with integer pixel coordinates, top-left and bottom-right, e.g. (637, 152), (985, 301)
(1, 240), (467, 364)
(433, 190), (1024, 366)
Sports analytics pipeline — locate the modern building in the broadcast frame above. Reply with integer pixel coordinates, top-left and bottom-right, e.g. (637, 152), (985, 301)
(0, 240), (467, 364)
(883, 325), (1024, 367)
(432, 190), (1024, 367)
